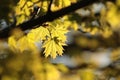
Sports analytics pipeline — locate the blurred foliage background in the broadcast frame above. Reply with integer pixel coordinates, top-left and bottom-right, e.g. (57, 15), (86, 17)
(0, 0), (120, 80)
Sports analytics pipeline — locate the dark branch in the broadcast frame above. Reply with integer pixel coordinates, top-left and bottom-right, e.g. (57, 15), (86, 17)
(0, 0), (98, 39)
(18, 0), (98, 30)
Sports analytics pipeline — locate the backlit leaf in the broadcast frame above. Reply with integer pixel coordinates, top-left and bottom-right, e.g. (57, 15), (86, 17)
(42, 38), (64, 58)
(27, 26), (50, 42)
(8, 36), (17, 51)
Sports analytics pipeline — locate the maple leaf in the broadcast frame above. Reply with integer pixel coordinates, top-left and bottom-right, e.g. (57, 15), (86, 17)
(27, 26), (50, 42)
(50, 24), (68, 42)
(42, 38), (64, 58)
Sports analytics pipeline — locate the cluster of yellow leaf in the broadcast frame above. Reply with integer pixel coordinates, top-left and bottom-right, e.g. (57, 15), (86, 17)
(8, 0), (79, 58)
(28, 23), (68, 58)
(14, 0), (73, 25)
(8, 22), (69, 58)
(28, 54), (61, 80)
(8, 36), (38, 53)
(0, 49), (63, 80)
(15, 0), (32, 25)
(82, 0), (120, 38)
(13, 0), (78, 25)
(105, 0), (120, 29)
(14, 0), (41, 25)
(81, 21), (113, 38)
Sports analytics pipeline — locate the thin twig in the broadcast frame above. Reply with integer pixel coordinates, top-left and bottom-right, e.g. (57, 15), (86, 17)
(47, 0), (53, 13)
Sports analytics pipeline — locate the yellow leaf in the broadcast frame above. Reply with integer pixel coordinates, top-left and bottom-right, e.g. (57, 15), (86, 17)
(44, 63), (60, 80)
(106, 2), (120, 28)
(50, 25), (68, 42)
(18, 0), (26, 8)
(63, 0), (71, 7)
(101, 27), (112, 38)
(56, 44), (63, 55)
(8, 35), (38, 53)
(17, 36), (28, 52)
(71, 21), (78, 30)
(27, 26), (50, 42)
(43, 39), (53, 56)
(42, 38), (64, 58)
(54, 0), (71, 7)
(27, 1), (33, 7)
(16, 15), (25, 25)
(17, 36), (38, 53)
(24, 5), (31, 16)
(42, 1), (49, 12)
(56, 64), (69, 73)
(8, 36), (17, 51)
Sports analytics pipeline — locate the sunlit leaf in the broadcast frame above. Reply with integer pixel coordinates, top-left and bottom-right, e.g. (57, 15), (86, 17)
(8, 36), (17, 51)
(42, 38), (64, 58)
(50, 24), (68, 42)
(27, 26), (50, 42)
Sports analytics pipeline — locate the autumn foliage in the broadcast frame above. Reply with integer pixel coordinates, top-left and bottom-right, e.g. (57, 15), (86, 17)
(0, 0), (120, 80)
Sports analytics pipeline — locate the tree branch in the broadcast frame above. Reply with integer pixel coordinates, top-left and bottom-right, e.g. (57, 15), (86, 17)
(0, 0), (98, 39)
(17, 0), (98, 30)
